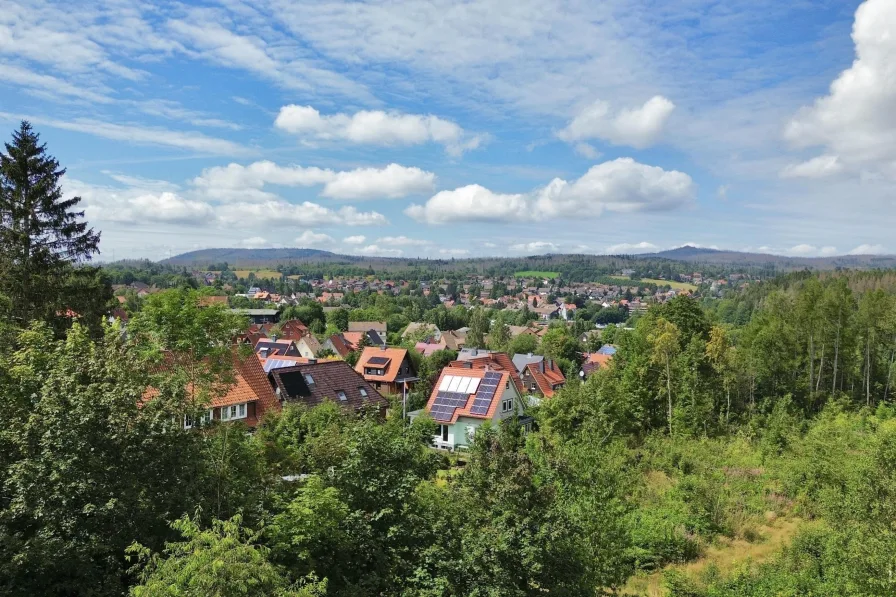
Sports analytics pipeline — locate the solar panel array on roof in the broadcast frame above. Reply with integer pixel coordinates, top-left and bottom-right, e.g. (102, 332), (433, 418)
(469, 371), (503, 416)
(430, 390), (472, 422)
(597, 345), (617, 355)
(367, 355), (391, 365)
(263, 358), (301, 373)
(437, 375), (480, 394)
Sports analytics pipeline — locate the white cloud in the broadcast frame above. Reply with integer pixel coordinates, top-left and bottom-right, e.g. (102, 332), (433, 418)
(375, 236), (433, 247)
(216, 201), (387, 228)
(573, 142), (601, 159)
(71, 180), (214, 225)
(320, 164), (435, 200)
(275, 105), (484, 155)
(0, 64), (112, 103)
(788, 244), (818, 255)
(239, 236), (270, 248)
(294, 230), (335, 248)
(558, 96), (675, 149)
(780, 155), (844, 179)
(405, 158), (694, 224)
(0, 113), (247, 155)
(343, 235), (367, 245)
(132, 99), (242, 130)
(604, 241), (659, 254)
(717, 185), (730, 200)
(439, 248), (469, 256)
(848, 244), (888, 255)
(785, 0), (896, 178)
(193, 161), (434, 202)
(356, 244), (403, 257)
(510, 241), (558, 253)
(483, 242), (498, 248)
(819, 246), (838, 256)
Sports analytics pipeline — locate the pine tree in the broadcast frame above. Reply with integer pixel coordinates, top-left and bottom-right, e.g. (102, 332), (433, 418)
(0, 121), (100, 324)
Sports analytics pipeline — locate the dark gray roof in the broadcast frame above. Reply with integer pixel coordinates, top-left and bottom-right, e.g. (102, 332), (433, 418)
(512, 353), (544, 373)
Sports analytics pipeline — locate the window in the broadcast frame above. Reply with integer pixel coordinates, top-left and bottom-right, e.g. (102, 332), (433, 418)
(304, 374), (315, 385)
(200, 409), (214, 424)
(221, 403), (247, 421)
(502, 398), (514, 413)
(439, 424), (449, 442)
(337, 390), (347, 401)
(359, 387), (368, 398)
(184, 414), (194, 429)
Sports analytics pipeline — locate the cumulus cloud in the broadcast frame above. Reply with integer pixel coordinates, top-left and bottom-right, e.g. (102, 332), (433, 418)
(788, 244), (819, 256)
(70, 179), (214, 225)
(216, 201), (386, 228)
(848, 244), (888, 255)
(780, 155), (844, 179)
(343, 235), (366, 245)
(193, 161), (434, 202)
(820, 246), (839, 256)
(573, 142), (601, 159)
(375, 236), (433, 247)
(510, 241), (558, 253)
(405, 158), (694, 224)
(558, 96), (675, 149)
(604, 241), (659, 254)
(275, 105), (484, 155)
(784, 0), (896, 178)
(355, 244), (403, 257)
(294, 230), (335, 247)
(439, 248), (469, 256)
(239, 236), (270, 248)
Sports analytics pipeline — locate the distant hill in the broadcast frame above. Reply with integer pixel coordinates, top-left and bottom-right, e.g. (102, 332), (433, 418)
(159, 245), (896, 272)
(162, 248), (368, 267)
(644, 246), (896, 269)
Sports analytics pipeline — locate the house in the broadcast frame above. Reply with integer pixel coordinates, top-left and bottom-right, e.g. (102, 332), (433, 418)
(278, 319), (309, 341)
(230, 308), (280, 324)
(456, 347), (495, 361)
(412, 367), (525, 450)
(324, 330), (385, 357)
(415, 341), (447, 357)
(559, 303), (578, 321)
(296, 335), (322, 358)
(520, 358), (566, 397)
(532, 304), (559, 320)
(580, 352), (613, 379)
(447, 352), (525, 395)
(254, 339), (301, 358)
(596, 344), (618, 356)
(512, 352), (544, 374)
(354, 346), (417, 395)
(402, 322), (440, 341)
(348, 321), (387, 335)
(324, 333), (354, 358)
(259, 354), (312, 373)
(173, 351), (280, 430)
(269, 360), (388, 414)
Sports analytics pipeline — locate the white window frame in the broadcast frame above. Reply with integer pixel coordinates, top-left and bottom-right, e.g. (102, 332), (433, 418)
(221, 402), (248, 421)
(502, 397), (514, 413)
(337, 390), (347, 401)
(359, 387), (368, 398)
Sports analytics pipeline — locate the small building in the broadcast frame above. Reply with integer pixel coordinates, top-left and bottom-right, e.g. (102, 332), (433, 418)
(412, 367), (525, 450)
(269, 360), (388, 414)
(354, 346), (417, 395)
(296, 335), (322, 358)
(254, 339), (301, 359)
(348, 321), (388, 335)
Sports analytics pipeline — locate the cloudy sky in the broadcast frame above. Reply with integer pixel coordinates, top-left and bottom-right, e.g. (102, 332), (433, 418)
(1, 0), (893, 260)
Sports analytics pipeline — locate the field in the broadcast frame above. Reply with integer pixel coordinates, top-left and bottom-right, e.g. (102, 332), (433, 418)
(514, 270), (560, 279)
(233, 269), (283, 279)
(609, 276), (697, 291)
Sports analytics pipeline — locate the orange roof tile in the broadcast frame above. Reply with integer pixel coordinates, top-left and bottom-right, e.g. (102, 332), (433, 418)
(424, 367), (509, 423)
(354, 346), (411, 383)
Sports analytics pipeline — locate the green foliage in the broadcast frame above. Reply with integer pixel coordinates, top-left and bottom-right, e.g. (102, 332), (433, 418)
(128, 514), (326, 597)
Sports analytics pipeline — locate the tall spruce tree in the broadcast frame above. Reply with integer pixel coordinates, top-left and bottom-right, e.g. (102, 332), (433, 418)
(0, 121), (101, 325)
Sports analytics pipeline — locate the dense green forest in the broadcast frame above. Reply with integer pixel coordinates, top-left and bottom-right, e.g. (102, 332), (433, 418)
(4, 123), (896, 596)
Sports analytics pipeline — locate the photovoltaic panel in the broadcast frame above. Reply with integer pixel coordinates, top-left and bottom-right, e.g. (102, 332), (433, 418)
(368, 356), (391, 365)
(446, 376), (462, 392)
(438, 375), (455, 392)
(469, 372), (503, 416)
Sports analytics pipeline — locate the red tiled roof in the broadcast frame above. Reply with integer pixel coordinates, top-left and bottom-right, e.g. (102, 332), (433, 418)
(355, 346), (412, 383)
(424, 367), (509, 423)
(448, 352), (524, 394)
(523, 361), (566, 398)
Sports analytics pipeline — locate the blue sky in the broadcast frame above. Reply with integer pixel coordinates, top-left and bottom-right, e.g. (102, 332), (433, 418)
(1, 0), (893, 260)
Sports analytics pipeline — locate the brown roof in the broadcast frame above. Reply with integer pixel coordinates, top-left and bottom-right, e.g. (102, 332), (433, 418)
(279, 319), (309, 341)
(199, 296), (228, 307)
(354, 346), (413, 383)
(327, 333), (353, 357)
(424, 367), (510, 423)
(270, 361), (388, 412)
(448, 352), (524, 394)
(523, 361), (566, 397)
(348, 321), (387, 333)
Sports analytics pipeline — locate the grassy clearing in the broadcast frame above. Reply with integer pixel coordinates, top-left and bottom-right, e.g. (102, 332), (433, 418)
(514, 270), (560, 279)
(623, 516), (802, 596)
(233, 269), (283, 279)
(609, 276), (697, 291)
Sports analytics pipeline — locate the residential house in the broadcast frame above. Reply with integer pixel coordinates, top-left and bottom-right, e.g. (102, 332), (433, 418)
(413, 367), (525, 450)
(354, 346), (417, 395)
(580, 352), (613, 379)
(348, 321), (387, 336)
(269, 360), (388, 414)
(296, 335), (322, 358)
(559, 303), (578, 321)
(456, 347), (495, 361)
(532, 304), (560, 320)
(254, 339), (301, 358)
(448, 352), (525, 396)
(259, 354), (312, 373)
(324, 330), (385, 358)
(520, 358), (566, 397)
(402, 322), (440, 341)
(278, 319), (309, 341)
(596, 344), (618, 356)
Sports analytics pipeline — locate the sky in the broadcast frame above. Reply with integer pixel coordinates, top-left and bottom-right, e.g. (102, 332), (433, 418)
(1, 0), (894, 261)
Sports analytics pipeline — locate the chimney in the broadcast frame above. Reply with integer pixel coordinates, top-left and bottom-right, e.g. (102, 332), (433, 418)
(271, 334), (278, 342)
(463, 361), (472, 369)
(539, 360), (545, 374)
(381, 343), (387, 351)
